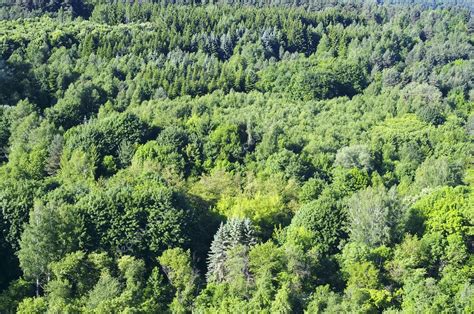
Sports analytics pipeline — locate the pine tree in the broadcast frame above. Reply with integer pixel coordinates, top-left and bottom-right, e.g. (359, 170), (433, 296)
(242, 218), (257, 246)
(227, 218), (243, 247)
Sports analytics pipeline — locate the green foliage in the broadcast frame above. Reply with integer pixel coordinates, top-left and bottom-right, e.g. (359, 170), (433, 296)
(347, 186), (404, 247)
(207, 218), (256, 283)
(299, 177), (326, 203)
(414, 157), (463, 190)
(0, 178), (40, 251)
(205, 123), (244, 169)
(411, 186), (472, 238)
(85, 272), (121, 310)
(0, 279), (33, 313)
(46, 80), (105, 129)
(17, 296), (47, 314)
(215, 192), (289, 237)
(335, 145), (373, 171)
(47, 251), (106, 305)
(258, 57), (368, 101)
(159, 248), (198, 313)
(79, 171), (192, 259)
(290, 191), (346, 254)
(18, 200), (79, 291)
(0, 2), (472, 313)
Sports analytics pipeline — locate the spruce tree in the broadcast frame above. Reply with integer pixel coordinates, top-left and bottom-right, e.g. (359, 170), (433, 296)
(206, 223), (228, 282)
(206, 218), (256, 283)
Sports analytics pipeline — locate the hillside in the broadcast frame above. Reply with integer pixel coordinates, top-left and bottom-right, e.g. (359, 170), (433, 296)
(0, 2), (473, 313)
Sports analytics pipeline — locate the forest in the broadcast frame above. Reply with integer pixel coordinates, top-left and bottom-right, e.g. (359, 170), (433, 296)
(0, 0), (473, 313)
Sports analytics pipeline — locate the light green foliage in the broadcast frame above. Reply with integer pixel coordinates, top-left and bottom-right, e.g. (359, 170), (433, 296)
(47, 252), (99, 301)
(248, 242), (286, 311)
(0, 2), (472, 313)
(205, 124), (244, 169)
(159, 248), (198, 313)
(387, 234), (431, 283)
(412, 186), (472, 238)
(400, 270), (451, 313)
(59, 149), (96, 183)
(45, 134), (63, 176)
(18, 201), (77, 288)
(347, 186), (404, 247)
(215, 193), (287, 236)
(414, 157), (463, 190)
(17, 297), (47, 314)
(270, 283), (293, 314)
(335, 145), (373, 171)
(346, 262), (380, 290)
(85, 272), (121, 310)
(5, 101), (56, 180)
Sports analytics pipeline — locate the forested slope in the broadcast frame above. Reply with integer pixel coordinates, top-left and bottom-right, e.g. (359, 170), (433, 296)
(0, 2), (473, 313)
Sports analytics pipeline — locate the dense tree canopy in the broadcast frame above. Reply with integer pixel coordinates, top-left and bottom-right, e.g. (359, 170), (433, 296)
(0, 0), (473, 313)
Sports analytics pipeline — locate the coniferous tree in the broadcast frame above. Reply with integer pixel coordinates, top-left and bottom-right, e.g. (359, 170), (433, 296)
(45, 134), (63, 176)
(207, 223), (227, 282)
(207, 218), (256, 283)
(0, 2), (472, 312)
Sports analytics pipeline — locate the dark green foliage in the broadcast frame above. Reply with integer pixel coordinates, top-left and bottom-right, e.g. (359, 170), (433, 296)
(290, 190), (347, 255)
(0, 180), (37, 248)
(0, 107), (10, 163)
(46, 80), (106, 129)
(299, 177), (326, 202)
(78, 171), (193, 260)
(0, 2), (472, 313)
(63, 112), (150, 176)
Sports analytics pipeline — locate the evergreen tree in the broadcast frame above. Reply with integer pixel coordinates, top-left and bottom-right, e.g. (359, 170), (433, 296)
(207, 218), (256, 283)
(207, 223), (228, 282)
(45, 134), (63, 176)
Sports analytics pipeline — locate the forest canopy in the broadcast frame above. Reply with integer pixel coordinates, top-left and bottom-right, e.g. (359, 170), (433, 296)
(0, 0), (473, 313)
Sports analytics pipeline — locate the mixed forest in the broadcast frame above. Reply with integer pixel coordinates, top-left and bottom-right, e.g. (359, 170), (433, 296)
(0, 0), (473, 313)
